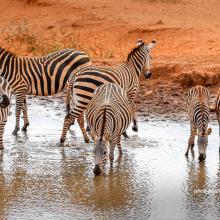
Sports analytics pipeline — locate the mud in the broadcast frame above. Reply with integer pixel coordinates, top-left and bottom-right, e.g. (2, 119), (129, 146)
(0, 96), (220, 219)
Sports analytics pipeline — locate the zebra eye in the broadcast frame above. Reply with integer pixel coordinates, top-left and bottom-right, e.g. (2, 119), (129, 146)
(103, 152), (107, 155)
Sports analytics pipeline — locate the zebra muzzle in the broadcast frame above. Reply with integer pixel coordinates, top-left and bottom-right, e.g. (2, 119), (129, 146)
(0, 94), (10, 108)
(93, 164), (101, 175)
(144, 71), (152, 79)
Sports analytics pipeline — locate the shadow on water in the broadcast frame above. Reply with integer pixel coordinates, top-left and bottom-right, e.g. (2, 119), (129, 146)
(0, 97), (220, 219)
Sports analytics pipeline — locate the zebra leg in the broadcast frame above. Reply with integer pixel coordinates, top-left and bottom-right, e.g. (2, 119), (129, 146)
(132, 117), (138, 132)
(60, 111), (77, 143)
(131, 104), (138, 132)
(77, 114), (90, 143)
(109, 144), (115, 166)
(13, 94), (25, 135)
(185, 125), (196, 157)
(22, 97), (30, 132)
(0, 121), (6, 150)
(117, 136), (122, 156)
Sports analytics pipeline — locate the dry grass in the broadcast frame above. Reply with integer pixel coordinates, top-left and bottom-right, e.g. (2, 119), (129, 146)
(0, 20), (116, 59)
(0, 20), (63, 56)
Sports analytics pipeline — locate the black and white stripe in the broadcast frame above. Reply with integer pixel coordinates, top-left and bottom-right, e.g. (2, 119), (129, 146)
(186, 85), (212, 161)
(86, 83), (133, 175)
(60, 39), (156, 143)
(0, 47), (91, 134)
(0, 76), (11, 149)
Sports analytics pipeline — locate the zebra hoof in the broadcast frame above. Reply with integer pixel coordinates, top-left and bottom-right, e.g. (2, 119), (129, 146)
(122, 132), (129, 139)
(22, 125), (28, 132)
(132, 125), (138, 132)
(12, 128), (19, 135)
(60, 138), (65, 143)
(84, 138), (90, 143)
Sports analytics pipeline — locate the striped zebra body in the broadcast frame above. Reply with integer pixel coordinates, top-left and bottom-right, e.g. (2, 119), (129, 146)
(86, 83), (133, 175)
(186, 85), (212, 161)
(0, 47), (91, 134)
(60, 39), (156, 143)
(214, 89), (220, 152)
(0, 76), (11, 149)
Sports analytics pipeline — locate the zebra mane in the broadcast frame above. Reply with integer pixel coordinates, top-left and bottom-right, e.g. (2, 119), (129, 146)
(0, 47), (16, 57)
(127, 42), (145, 62)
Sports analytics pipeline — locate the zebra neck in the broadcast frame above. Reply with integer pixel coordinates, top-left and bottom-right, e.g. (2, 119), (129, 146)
(0, 47), (15, 79)
(128, 56), (144, 78)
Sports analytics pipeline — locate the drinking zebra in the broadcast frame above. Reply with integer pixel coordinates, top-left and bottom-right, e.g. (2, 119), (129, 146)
(60, 39), (156, 143)
(0, 47), (91, 135)
(86, 83), (133, 175)
(0, 77), (11, 149)
(214, 88), (220, 153)
(186, 85), (212, 161)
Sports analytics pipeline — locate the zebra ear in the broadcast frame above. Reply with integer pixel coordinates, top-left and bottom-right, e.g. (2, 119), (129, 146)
(207, 128), (212, 135)
(147, 39), (156, 50)
(136, 39), (144, 46)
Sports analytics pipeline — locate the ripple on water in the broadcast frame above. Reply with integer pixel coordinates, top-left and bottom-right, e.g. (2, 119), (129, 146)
(0, 97), (220, 219)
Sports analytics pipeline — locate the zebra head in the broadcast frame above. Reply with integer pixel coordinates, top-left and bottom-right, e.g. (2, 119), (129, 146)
(93, 138), (108, 176)
(197, 128), (212, 161)
(135, 39), (156, 79)
(0, 93), (10, 108)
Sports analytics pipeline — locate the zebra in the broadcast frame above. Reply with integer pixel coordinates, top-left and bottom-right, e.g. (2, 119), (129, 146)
(214, 88), (220, 153)
(185, 85), (212, 161)
(0, 47), (91, 135)
(86, 83), (133, 175)
(0, 76), (11, 149)
(60, 39), (156, 143)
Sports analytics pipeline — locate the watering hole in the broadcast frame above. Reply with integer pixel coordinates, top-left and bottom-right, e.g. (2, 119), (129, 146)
(0, 96), (220, 220)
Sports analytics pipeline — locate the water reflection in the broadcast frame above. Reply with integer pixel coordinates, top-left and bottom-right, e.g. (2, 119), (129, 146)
(214, 158), (220, 218)
(184, 159), (212, 219)
(0, 97), (220, 219)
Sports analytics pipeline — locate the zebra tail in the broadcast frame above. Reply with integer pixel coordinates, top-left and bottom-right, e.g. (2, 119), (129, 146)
(66, 74), (75, 115)
(100, 107), (107, 141)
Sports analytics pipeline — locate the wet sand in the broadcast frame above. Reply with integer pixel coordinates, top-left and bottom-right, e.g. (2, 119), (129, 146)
(0, 96), (220, 220)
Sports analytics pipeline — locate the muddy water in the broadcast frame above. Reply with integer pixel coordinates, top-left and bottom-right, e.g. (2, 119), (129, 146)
(0, 96), (220, 220)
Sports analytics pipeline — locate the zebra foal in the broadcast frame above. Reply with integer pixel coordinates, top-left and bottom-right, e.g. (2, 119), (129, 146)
(61, 39), (156, 143)
(0, 77), (11, 149)
(186, 85), (212, 161)
(86, 83), (133, 175)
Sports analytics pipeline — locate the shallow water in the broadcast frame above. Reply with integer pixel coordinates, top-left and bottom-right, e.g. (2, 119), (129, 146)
(0, 96), (220, 220)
